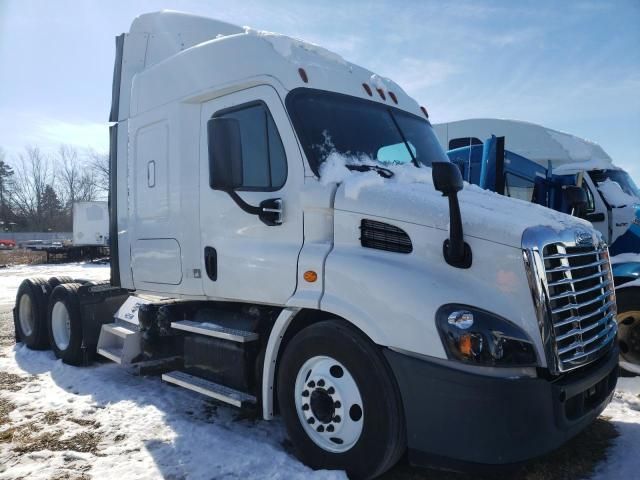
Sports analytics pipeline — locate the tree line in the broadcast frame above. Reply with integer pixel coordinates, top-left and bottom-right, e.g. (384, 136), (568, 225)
(0, 145), (108, 233)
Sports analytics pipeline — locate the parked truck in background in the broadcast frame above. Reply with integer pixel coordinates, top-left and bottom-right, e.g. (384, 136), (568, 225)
(12, 12), (619, 478)
(24, 201), (109, 261)
(434, 119), (640, 373)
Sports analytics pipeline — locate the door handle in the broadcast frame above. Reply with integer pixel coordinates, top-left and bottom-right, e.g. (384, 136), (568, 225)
(259, 198), (283, 226)
(585, 213), (605, 223)
(204, 246), (217, 281)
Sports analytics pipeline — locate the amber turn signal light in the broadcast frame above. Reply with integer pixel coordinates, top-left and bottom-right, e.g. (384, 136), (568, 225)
(304, 270), (318, 283)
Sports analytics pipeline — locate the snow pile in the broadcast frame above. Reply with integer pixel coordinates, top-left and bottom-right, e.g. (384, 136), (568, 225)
(319, 149), (592, 247)
(318, 150), (431, 200)
(0, 263), (109, 306)
(597, 179), (639, 207)
(546, 129), (612, 164)
(244, 27), (347, 67)
(591, 377), (640, 479)
(553, 159), (617, 175)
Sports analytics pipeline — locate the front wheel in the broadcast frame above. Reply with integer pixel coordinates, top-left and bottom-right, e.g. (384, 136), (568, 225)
(277, 320), (406, 479)
(617, 286), (640, 374)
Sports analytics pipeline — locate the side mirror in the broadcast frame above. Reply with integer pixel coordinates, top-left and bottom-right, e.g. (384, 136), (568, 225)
(432, 162), (471, 268)
(432, 162), (463, 195)
(563, 186), (588, 217)
(208, 117), (243, 190)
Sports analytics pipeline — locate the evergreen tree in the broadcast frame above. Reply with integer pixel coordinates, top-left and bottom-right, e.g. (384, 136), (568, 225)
(40, 184), (63, 230)
(0, 148), (14, 223)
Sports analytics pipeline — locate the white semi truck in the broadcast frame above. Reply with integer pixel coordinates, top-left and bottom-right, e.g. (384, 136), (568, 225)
(13, 12), (619, 478)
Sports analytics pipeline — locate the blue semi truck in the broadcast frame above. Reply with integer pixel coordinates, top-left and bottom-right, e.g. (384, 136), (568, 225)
(434, 120), (640, 372)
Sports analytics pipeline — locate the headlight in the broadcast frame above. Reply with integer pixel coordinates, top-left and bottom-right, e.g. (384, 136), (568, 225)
(436, 304), (537, 367)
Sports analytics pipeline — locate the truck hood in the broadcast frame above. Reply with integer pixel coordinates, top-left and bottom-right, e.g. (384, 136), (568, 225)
(331, 167), (594, 249)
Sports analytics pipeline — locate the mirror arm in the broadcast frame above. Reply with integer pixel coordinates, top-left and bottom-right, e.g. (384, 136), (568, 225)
(442, 192), (472, 269)
(225, 190), (283, 226)
(226, 190), (262, 216)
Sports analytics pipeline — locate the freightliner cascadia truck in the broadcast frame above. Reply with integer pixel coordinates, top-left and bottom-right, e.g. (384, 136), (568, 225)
(13, 12), (619, 479)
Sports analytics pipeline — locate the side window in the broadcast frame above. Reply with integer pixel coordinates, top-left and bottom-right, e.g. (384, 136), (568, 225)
(504, 172), (535, 202)
(212, 102), (287, 190)
(582, 183), (595, 213)
(449, 137), (482, 150)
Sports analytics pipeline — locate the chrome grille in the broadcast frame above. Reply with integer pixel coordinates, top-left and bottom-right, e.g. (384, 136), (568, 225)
(522, 227), (617, 374)
(542, 243), (617, 371)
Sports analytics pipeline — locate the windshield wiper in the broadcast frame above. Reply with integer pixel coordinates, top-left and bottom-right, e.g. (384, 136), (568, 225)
(345, 164), (394, 179)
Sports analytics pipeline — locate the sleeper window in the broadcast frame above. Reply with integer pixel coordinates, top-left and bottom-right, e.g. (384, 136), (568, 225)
(212, 103), (287, 190)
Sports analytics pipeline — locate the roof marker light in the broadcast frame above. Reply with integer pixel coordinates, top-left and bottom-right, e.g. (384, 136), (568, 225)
(298, 68), (308, 83)
(388, 91), (398, 104)
(362, 83), (372, 96)
(420, 106), (429, 118)
(376, 88), (386, 101)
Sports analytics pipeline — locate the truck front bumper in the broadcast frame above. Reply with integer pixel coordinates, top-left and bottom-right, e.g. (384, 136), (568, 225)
(384, 345), (618, 470)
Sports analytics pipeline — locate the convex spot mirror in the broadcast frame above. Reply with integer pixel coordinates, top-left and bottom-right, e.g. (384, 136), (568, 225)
(432, 161), (464, 195)
(208, 117), (243, 191)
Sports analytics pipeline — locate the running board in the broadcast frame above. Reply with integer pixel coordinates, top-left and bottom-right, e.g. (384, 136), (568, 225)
(96, 321), (141, 365)
(171, 320), (258, 343)
(162, 370), (256, 408)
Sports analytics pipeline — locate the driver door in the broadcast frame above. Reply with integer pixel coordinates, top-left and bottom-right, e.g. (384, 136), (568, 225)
(199, 85), (304, 304)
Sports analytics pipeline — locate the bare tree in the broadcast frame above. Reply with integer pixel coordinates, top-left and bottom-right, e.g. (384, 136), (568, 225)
(87, 148), (109, 196)
(11, 146), (53, 230)
(57, 145), (98, 209)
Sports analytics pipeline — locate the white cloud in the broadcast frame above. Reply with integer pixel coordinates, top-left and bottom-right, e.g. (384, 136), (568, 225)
(38, 120), (109, 152)
(375, 58), (460, 94)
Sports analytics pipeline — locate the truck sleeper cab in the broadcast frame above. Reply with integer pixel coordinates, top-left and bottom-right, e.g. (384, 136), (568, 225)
(13, 12), (618, 479)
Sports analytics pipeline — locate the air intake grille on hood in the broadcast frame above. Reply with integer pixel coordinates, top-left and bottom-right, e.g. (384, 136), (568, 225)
(360, 219), (412, 254)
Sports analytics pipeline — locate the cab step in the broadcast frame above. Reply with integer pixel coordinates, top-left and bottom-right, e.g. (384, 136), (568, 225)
(162, 370), (256, 408)
(96, 321), (141, 364)
(171, 320), (258, 343)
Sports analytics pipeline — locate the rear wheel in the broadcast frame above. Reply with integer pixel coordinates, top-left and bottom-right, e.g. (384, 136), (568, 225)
(47, 283), (85, 365)
(617, 286), (640, 374)
(14, 278), (50, 349)
(47, 276), (74, 289)
(278, 320), (406, 479)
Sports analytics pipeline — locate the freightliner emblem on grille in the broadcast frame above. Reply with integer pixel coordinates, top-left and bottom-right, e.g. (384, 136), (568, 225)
(575, 230), (594, 246)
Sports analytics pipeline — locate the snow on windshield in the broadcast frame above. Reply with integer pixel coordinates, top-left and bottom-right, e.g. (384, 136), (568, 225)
(597, 179), (639, 207)
(319, 149), (431, 200)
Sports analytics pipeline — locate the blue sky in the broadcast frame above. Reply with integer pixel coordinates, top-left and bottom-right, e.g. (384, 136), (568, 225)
(0, 0), (638, 179)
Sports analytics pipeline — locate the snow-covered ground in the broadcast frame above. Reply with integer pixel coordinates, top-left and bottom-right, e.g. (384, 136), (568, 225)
(0, 262), (639, 480)
(0, 263), (110, 307)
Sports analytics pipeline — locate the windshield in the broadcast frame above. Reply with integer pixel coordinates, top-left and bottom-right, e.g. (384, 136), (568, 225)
(590, 169), (640, 198)
(286, 88), (449, 176)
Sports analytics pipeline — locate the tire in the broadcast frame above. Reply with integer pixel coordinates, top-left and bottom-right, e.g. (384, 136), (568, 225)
(616, 286), (640, 373)
(14, 278), (51, 349)
(47, 283), (85, 366)
(47, 276), (74, 289)
(277, 320), (406, 479)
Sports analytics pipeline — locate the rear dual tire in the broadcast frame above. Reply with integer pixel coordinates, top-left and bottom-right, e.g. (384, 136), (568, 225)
(14, 278), (50, 349)
(278, 320), (406, 479)
(47, 283), (85, 366)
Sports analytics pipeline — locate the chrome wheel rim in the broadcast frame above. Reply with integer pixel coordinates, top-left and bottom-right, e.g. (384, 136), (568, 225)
(51, 301), (71, 351)
(18, 294), (35, 337)
(294, 355), (363, 453)
(617, 310), (640, 365)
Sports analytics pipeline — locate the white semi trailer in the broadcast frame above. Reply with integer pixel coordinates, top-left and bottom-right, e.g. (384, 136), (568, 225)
(13, 12), (619, 478)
